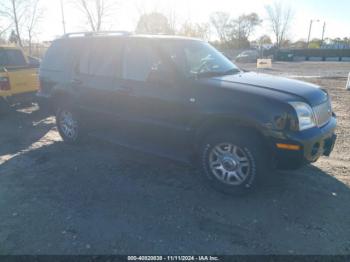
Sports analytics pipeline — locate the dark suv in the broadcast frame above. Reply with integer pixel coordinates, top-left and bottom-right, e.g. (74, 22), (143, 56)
(38, 32), (337, 194)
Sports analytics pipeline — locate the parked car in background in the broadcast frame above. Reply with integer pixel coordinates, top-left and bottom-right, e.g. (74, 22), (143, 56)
(0, 45), (40, 111)
(38, 32), (337, 195)
(27, 56), (41, 67)
(235, 50), (259, 63)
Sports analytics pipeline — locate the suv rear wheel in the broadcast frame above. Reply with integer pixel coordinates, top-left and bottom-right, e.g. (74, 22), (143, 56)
(56, 105), (83, 144)
(200, 131), (266, 195)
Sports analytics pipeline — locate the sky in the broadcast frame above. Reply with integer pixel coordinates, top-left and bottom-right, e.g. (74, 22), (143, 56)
(35, 0), (350, 42)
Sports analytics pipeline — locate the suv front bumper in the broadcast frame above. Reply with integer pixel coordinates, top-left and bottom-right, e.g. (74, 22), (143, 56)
(272, 116), (337, 169)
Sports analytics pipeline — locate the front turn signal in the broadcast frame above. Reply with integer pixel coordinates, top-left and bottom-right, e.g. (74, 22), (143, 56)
(276, 143), (301, 151)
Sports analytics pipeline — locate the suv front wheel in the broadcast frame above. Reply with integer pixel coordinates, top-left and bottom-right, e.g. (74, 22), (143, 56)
(56, 105), (83, 144)
(200, 131), (266, 195)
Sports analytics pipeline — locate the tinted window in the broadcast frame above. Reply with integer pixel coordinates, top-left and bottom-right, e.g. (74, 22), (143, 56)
(123, 39), (161, 82)
(0, 50), (8, 66)
(0, 49), (27, 67)
(41, 41), (65, 71)
(80, 38), (123, 77)
(159, 40), (239, 78)
(42, 39), (85, 71)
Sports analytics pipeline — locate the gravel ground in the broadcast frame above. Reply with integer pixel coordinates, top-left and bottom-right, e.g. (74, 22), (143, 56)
(0, 62), (349, 255)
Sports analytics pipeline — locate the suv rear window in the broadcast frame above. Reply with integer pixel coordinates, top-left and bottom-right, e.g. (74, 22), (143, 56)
(41, 39), (85, 72)
(123, 39), (161, 82)
(0, 49), (27, 67)
(79, 38), (123, 77)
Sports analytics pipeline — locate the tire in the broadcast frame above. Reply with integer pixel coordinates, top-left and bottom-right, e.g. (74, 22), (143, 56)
(199, 131), (267, 195)
(56, 104), (84, 144)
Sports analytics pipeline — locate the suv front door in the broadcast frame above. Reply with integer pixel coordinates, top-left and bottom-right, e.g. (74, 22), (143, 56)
(119, 38), (196, 149)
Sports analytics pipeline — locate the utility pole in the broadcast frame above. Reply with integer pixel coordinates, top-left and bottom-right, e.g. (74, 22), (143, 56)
(321, 22), (326, 47)
(307, 19), (319, 48)
(60, 0), (66, 35)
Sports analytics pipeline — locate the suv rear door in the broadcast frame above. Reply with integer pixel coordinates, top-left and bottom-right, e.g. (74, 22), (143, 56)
(72, 37), (125, 129)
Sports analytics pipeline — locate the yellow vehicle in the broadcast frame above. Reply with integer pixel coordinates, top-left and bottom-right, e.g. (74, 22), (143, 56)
(0, 45), (39, 110)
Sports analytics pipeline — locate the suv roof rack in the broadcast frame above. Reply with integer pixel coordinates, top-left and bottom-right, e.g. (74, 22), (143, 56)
(62, 31), (132, 38)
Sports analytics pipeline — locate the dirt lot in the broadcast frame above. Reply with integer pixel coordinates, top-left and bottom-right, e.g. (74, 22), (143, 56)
(0, 62), (349, 255)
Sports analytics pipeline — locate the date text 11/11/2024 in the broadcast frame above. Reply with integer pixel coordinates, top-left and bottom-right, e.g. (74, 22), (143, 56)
(127, 256), (220, 261)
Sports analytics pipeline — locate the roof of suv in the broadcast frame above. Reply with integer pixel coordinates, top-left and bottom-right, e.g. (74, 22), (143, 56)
(59, 31), (203, 42)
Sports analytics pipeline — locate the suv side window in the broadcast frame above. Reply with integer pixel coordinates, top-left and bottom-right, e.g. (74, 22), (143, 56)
(123, 39), (161, 82)
(41, 41), (65, 71)
(79, 38), (123, 78)
(42, 39), (84, 72)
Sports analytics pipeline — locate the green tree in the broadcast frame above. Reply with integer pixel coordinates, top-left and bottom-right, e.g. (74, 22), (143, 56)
(178, 22), (210, 40)
(210, 12), (261, 48)
(309, 38), (322, 49)
(8, 29), (18, 44)
(258, 35), (272, 45)
(235, 13), (262, 47)
(292, 39), (307, 49)
(135, 12), (173, 35)
(210, 12), (231, 43)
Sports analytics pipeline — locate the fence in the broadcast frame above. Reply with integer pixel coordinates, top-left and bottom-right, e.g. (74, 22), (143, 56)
(276, 49), (350, 61)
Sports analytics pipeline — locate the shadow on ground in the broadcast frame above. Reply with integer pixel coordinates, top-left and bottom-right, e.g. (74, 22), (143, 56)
(0, 103), (54, 157)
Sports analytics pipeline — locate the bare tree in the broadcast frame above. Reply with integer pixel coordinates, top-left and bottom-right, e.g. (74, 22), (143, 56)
(75, 0), (120, 32)
(0, 13), (12, 38)
(0, 0), (28, 47)
(265, 1), (293, 48)
(210, 12), (231, 43)
(24, 0), (43, 55)
(235, 13), (261, 42)
(166, 8), (177, 34)
(0, 21), (12, 38)
(210, 12), (261, 48)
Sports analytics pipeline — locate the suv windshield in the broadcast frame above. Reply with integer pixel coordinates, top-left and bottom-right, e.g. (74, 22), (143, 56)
(158, 40), (240, 79)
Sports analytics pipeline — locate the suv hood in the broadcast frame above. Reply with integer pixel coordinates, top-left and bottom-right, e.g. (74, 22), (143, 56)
(215, 72), (328, 106)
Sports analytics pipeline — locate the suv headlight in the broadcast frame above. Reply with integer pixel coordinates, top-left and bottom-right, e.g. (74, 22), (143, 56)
(289, 102), (316, 131)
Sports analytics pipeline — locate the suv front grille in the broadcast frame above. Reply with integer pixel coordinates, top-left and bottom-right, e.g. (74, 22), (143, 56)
(313, 100), (332, 127)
